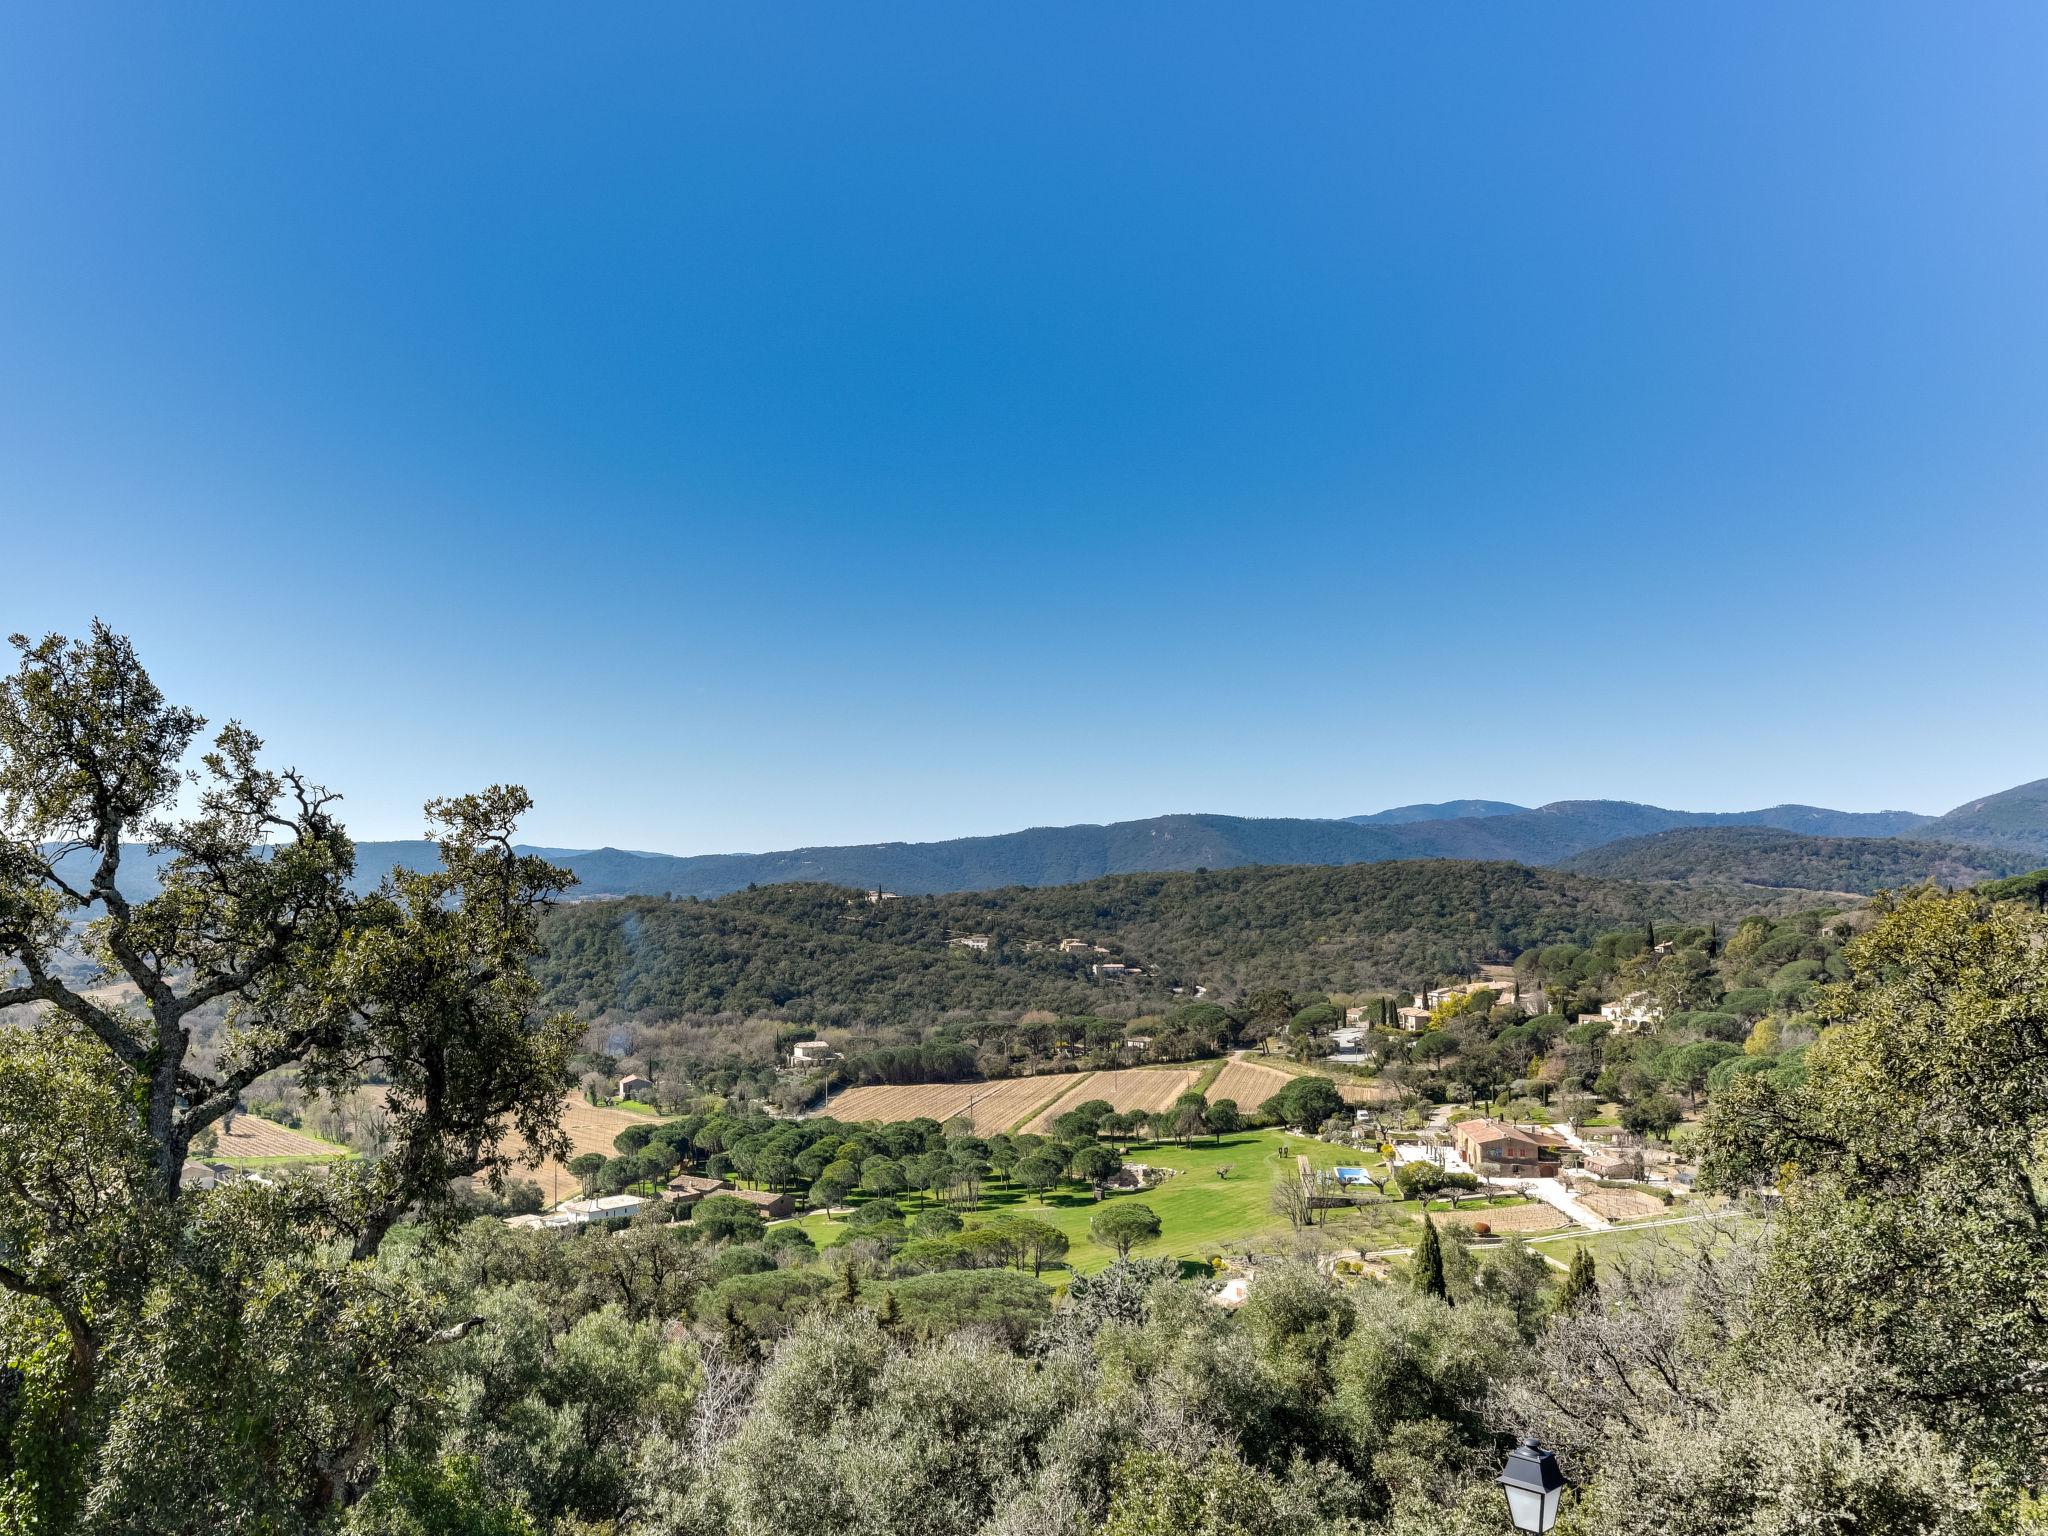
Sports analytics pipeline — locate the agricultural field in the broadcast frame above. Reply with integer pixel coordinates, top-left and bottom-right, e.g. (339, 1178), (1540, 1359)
(1437, 1201), (1568, 1234)
(1205, 1057), (1293, 1113)
(1336, 1079), (1401, 1107)
(822, 1081), (987, 1127)
(1580, 1187), (1669, 1222)
(1020, 1067), (1202, 1132)
(513, 1094), (668, 1207)
(209, 1113), (346, 1164)
(1239, 1053), (1400, 1108)
(952, 1076), (1078, 1133)
(819, 1077), (1073, 1132)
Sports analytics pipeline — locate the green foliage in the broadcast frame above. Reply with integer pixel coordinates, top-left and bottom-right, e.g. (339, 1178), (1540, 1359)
(534, 861), (1753, 1032)
(1554, 1247), (1597, 1314)
(1977, 864), (2048, 908)
(691, 1194), (767, 1243)
(1410, 1216), (1447, 1302)
(1703, 888), (2048, 1469)
(1097, 1450), (1287, 1536)
(1563, 825), (2023, 892)
(879, 1269), (1051, 1346)
(695, 1268), (834, 1340)
(1088, 1201), (1163, 1259)
(1266, 1075), (1344, 1131)
(343, 1455), (538, 1536)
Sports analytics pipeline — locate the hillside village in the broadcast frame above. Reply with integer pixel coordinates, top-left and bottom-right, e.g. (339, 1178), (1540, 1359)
(435, 905), (1835, 1283)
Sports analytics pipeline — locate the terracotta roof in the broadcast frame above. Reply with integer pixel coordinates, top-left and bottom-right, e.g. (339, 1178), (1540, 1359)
(665, 1173), (731, 1195)
(1457, 1117), (1569, 1152)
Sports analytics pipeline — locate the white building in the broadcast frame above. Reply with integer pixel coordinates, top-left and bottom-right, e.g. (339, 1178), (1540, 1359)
(790, 1039), (839, 1067)
(1600, 992), (1663, 1032)
(555, 1194), (645, 1225)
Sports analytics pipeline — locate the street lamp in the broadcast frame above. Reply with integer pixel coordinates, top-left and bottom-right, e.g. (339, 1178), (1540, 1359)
(1497, 1439), (1563, 1533)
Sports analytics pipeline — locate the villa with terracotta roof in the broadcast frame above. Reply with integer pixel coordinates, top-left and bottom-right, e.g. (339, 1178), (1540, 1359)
(1451, 1117), (1569, 1178)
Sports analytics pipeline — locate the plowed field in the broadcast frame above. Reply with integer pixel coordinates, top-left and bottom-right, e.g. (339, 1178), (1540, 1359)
(821, 1076), (1076, 1133)
(511, 1096), (667, 1208)
(1580, 1188), (1667, 1222)
(1021, 1067), (1202, 1132)
(212, 1114), (340, 1160)
(1205, 1059), (1293, 1113)
(1438, 1202), (1568, 1233)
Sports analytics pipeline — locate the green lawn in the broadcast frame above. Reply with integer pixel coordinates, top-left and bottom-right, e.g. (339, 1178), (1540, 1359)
(794, 1129), (1424, 1276)
(613, 1098), (666, 1116)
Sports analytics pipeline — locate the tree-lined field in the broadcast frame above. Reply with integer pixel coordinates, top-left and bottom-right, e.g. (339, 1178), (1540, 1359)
(208, 1114), (345, 1163)
(1019, 1066), (1204, 1132)
(821, 1075), (1072, 1134)
(1205, 1057), (1294, 1112)
(511, 1095), (667, 1206)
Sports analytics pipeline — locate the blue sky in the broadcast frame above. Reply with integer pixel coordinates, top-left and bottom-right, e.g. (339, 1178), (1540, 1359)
(3, 6), (2044, 852)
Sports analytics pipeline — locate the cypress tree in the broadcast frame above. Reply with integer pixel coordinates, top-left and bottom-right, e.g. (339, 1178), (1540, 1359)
(1555, 1247), (1598, 1313)
(879, 1288), (900, 1329)
(1412, 1214), (1449, 1303)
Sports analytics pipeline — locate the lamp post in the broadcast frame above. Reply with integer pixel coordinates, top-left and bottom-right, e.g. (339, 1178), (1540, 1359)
(1497, 1439), (1563, 1533)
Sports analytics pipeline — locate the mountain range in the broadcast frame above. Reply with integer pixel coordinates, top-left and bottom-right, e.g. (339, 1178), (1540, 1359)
(47, 776), (2048, 903)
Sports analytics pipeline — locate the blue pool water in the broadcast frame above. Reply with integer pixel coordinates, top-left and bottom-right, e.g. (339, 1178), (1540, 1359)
(1334, 1167), (1367, 1182)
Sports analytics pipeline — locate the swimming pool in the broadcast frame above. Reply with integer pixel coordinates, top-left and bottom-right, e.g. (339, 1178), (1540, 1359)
(1335, 1166), (1367, 1183)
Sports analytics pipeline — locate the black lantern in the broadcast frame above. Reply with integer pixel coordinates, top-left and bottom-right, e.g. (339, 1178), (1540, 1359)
(1497, 1438), (1563, 1533)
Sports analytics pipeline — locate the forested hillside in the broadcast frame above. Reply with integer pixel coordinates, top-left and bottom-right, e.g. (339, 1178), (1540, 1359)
(522, 799), (1940, 897)
(1918, 775), (2048, 857)
(535, 859), (1801, 1028)
(1560, 826), (2023, 891)
(62, 783), (2048, 902)
(1344, 798), (1527, 823)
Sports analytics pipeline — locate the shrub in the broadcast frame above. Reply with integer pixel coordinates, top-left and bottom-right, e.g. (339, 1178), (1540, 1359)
(882, 1269), (1052, 1346)
(695, 1268), (834, 1339)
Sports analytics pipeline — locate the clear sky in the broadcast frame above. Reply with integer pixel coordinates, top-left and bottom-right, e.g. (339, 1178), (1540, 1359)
(3, 6), (2044, 852)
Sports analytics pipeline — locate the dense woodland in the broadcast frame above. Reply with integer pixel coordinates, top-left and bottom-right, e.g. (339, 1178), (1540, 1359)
(535, 862), (1797, 1031)
(1559, 825), (2024, 891)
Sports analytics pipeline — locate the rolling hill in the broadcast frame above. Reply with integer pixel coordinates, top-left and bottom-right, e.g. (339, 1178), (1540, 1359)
(1560, 826), (2026, 892)
(1917, 777), (2048, 858)
(1345, 799), (1527, 824)
(533, 858), (1823, 1028)
(45, 779), (2043, 903)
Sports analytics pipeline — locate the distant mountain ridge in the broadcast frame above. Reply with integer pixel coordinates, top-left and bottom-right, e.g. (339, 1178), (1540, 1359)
(1916, 777), (2048, 857)
(47, 780), (2045, 903)
(1560, 826), (2028, 893)
(1345, 799), (1528, 825)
